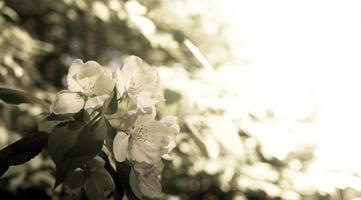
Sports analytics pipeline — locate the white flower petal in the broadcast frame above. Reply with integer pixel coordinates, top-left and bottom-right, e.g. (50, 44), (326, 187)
(132, 67), (158, 92)
(133, 111), (156, 128)
(115, 67), (126, 96)
(117, 56), (141, 92)
(134, 91), (164, 110)
(146, 121), (171, 137)
(78, 61), (104, 80)
(84, 94), (110, 110)
(68, 59), (84, 75)
(156, 116), (179, 155)
(93, 68), (115, 95)
(161, 136), (176, 155)
(129, 142), (148, 163)
(50, 91), (84, 114)
(67, 59), (84, 92)
(160, 116), (180, 132)
(130, 141), (160, 163)
(113, 132), (130, 162)
(122, 56), (142, 82)
(161, 153), (172, 160)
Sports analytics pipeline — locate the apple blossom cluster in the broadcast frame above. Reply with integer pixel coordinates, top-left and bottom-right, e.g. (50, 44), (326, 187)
(49, 56), (179, 198)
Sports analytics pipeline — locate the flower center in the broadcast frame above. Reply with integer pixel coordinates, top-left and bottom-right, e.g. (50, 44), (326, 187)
(133, 124), (149, 143)
(83, 83), (95, 96)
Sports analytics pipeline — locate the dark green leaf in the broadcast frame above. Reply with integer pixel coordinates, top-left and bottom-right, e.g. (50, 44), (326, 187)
(116, 162), (141, 200)
(0, 132), (49, 176)
(104, 92), (118, 115)
(48, 121), (84, 164)
(38, 118), (62, 133)
(54, 156), (91, 187)
(101, 91), (118, 116)
(129, 168), (142, 199)
(104, 118), (117, 152)
(0, 87), (49, 109)
(90, 117), (109, 140)
(64, 170), (85, 189)
(73, 110), (90, 122)
(84, 168), (115, 200)
(47, 113), (74, 121)
(86, 156), (105, 170)
(102, 152), (124, 199)
(48, 121), (101, 187)
(64, 121), (104, 159)
(41, 113), (74, 133)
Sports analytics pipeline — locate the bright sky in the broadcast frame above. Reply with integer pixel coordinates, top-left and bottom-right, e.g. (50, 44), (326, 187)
(220, 0), (361, 172)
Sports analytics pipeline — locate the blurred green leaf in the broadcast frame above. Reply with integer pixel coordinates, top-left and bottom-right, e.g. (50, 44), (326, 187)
(0, 87), (49, 109)
(185, 123), (209, 158)
(0, 132), (48, 176)
(164, 89), (182, 105)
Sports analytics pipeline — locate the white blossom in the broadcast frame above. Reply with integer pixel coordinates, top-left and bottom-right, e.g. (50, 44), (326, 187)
(115, 56), (163, 111)
(113, 111), (179, 164)
(50, 59), (115, 114)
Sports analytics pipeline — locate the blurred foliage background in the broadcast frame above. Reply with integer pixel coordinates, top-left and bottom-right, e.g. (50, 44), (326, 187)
(1, 0), (361, 199)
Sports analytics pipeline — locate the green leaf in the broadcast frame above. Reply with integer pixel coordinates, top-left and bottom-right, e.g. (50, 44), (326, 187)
(84, 168), (115, 200)
(185, 123), (209, 158)
(101, 152), (124, 199)
(86, 156), (105, 170)
(104, 118), (117, 152)
(48, 120), (101, 187)
(116, 162), (141, 200)
(48, 118), (113, 188)
(47, 113), (74, 121)
(129, 168), (142, 199)
(64, 170), (85, 189)
(0, 132), (48, 176)
(119, 111), (138, 130)
(38, 117), (62, 133)
(101, 91), (118, 116)
(164, 89), (182, 105)
(0, 87), (49, 109)
(64, 122), (104, 159)
(73, 110), (90, 122)
(90, 117), (109, 140)
(105, 92), (118, 115)
(54, 156), (91, 187)
(48, 121), (84, 164)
